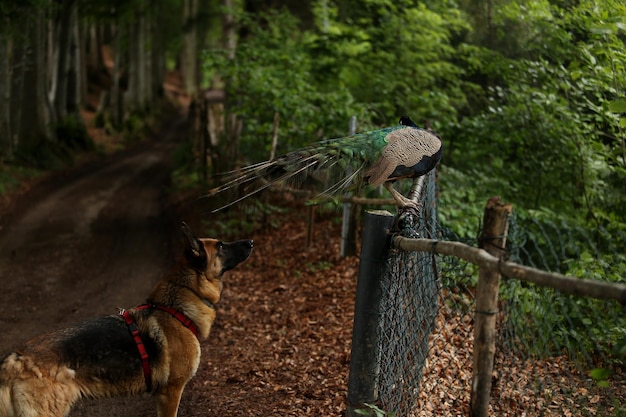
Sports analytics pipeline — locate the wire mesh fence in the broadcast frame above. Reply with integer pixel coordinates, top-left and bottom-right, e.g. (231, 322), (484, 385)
(374, 171), (441, 416)
(365, 171), (626, 416)
(378, 223), (440, 415)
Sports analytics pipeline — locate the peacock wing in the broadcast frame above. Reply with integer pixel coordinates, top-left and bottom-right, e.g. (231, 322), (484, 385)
(364, 127), (442, 186)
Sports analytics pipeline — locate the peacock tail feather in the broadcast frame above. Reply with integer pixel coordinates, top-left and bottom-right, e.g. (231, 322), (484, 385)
(207, 118), (442, 211)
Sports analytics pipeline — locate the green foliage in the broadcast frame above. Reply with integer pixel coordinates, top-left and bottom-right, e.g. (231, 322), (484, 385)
(8, 115), (94, 170)
(589, 367), (611, 387)
(202, 200), (287, 240)
(14, 135), (74, 170)
(445, 0), (626, 230)
(0, 164), (40, 195)
(121, 109), (156, 144)
(0, 170), (19, 194)
(204, 8), (366, 164)
(437, 166), (490, 239)
(563, 253), (626, 360)
(500, 212), (626, 367)
(204, 0), (626, 237)
(309, 0), (469, 123)
(171, 138), (210, 190)
(450, 57), (605, 218)
(204, 2), (473, 166)
(354, 403), (396, 417)
(502, 275), (626, 368)
(305, 260), (333, 273)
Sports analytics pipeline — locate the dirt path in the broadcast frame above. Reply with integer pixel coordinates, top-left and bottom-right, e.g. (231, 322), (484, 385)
(0, 123), (184, 416)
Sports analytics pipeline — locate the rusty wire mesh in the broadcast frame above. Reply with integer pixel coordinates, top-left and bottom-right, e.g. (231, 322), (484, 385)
(373, 173), (625, 416)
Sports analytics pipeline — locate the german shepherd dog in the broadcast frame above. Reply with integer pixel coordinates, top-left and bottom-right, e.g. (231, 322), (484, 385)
(0, 222), (253, 417)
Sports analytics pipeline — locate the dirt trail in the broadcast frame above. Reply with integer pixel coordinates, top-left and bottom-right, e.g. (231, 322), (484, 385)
(0, 122), (186, 416)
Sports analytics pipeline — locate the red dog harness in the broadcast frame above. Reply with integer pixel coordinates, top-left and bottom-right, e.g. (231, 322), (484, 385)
(119, 304), (199, 391)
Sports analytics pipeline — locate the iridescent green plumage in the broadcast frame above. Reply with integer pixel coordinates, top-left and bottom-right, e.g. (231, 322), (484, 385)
(208, 117), (442, 211)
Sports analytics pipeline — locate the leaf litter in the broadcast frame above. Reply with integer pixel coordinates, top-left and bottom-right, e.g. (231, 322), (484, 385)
(178, 206), (625, 416)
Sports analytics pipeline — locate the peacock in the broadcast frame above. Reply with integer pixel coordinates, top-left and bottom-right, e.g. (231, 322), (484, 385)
(208, 116), (443, 211)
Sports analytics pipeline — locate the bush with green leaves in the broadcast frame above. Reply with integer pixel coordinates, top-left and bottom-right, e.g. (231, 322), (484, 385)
(309, 0), (469, 123)
(501, 212), (626, 366)
(501, 274), (625, 368)
(204, 8), (367, 165)
(446, 0), (626, 229)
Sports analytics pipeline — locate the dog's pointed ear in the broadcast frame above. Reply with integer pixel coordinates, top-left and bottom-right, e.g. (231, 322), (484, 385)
(181, 222), (207, 270)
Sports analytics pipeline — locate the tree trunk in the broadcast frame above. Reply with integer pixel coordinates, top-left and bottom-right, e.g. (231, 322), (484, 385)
(53, 0), (77, 121)
(66, 3), (82, 118)
(10, 37), (25, 154)
(78, 22), (88, 110)
(196, 0), (212, 81)
(48, 13), (58, 111)
(126, 6), (148, 114)
(0, 30), (11, 159)
(86, 23), (104, 71)
(39, 10), (55, 134)
(151, 2), (165, 99)
(223, 0), (236, 60)
(15, 9), (53, 154)
(126, 19), (138, 113)
(221, 0), (239, 171)
(181, 0), (199, 96)
(140, 7), (151, 107)
(109, 22), (124, 128)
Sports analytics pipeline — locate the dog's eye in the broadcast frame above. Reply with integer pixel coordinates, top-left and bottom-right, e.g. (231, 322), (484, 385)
(217, 241), (223, 251)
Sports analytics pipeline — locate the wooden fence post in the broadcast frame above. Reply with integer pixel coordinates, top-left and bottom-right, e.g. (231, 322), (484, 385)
(470, 197), (512, 417)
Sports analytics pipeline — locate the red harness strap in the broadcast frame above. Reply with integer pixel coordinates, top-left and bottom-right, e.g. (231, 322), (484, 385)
(145, 304), (199, 338)
(119, 304), (199, 391)
(120, 309), (153, 391)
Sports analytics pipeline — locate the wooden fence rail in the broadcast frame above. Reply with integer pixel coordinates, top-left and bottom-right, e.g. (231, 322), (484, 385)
(392, 234), (626, 304)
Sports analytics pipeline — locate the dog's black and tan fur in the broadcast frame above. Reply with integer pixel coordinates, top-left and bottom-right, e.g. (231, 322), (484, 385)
(0, 222), (252, 417)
